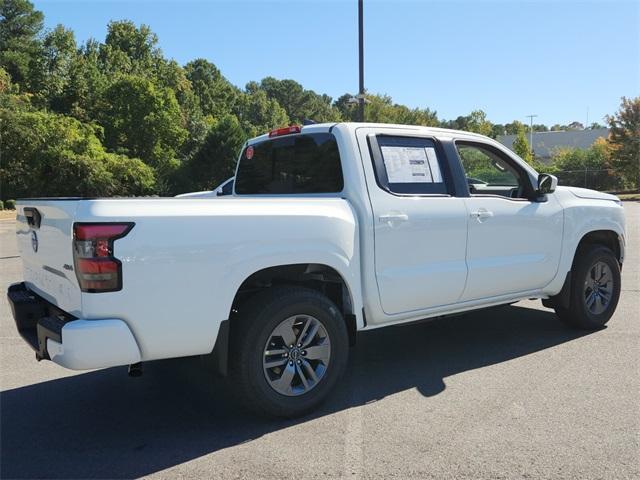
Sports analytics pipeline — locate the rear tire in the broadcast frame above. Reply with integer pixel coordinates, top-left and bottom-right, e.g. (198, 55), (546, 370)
(555, 245), (621, 330)
(230, 286), (349, 418)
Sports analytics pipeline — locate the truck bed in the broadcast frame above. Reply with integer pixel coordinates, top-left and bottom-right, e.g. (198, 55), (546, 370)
(15, 197), (359, 363)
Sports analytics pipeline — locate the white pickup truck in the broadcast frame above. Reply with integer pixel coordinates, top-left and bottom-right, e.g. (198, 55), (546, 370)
(8, 122), (625, 417)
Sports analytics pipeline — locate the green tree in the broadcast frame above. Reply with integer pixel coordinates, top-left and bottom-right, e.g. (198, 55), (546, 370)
(58, 39), (108, 121)
(185, 58), (238, 119)
(512, 127), (533, 164)
(0, 0), (43, 87)
(393, 103), (439, 126)
(31, 24), (78, 109)
(363, 94), (400, 123)
(551, 145), (603, 172)
(97, 75), (188, 168)
(548, 139), (619, 191)
(0, 106), (155, 200)
(99, 20), (161, 75)
(0, 65), (30, 110)
(156, 59), (210, 160)
(505, 120), (526, 135)
(441, 111), (493, 135)
(606, 96), (640, 190)
(441, 115), (470, 131)
(256, 77), (341, 123)
(103, 152), (157, 195)
(235, 88), (289, 137)
(466, 109), (493, 136)
(179, 114), (245, 192)
(335, 93), (438, 126)
(333, 93), (358, 121)
(491, 124), (506, 138)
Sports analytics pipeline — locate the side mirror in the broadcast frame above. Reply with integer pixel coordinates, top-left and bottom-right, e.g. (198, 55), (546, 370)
(215, 188), (224, 197)
(537, 173), (558, 194)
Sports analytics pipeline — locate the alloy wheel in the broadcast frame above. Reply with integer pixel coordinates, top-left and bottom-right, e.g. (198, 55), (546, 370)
(262, 315), (331, 396)
(583, 260), (614, 315)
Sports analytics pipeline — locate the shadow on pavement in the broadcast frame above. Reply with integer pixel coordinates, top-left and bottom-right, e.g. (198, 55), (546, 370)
(1, 304), (591, 479)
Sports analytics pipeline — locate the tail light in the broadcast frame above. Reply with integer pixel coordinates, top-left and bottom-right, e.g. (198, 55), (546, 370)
(73, 223), (134, 292)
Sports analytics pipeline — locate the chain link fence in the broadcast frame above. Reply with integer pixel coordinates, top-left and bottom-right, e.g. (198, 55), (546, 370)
(553, 169), (628, 192)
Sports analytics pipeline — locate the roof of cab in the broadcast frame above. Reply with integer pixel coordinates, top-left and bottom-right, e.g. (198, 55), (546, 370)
(245, 122), (491, 146)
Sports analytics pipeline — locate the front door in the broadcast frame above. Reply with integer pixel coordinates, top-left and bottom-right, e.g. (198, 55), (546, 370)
(455, 141), (563, 301)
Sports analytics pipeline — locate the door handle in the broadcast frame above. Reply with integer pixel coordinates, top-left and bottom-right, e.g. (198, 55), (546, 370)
(470, 209), (494, 221)
(379, 213), (408, 226)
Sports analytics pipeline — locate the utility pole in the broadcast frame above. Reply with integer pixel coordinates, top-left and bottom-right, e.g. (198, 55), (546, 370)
(358, 0), (365, 122)
(526, 114), (538, 155)
(586, 106), (589, 129)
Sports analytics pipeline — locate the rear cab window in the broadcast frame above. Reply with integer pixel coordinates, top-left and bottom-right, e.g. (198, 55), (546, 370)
(235, 132), (344, 195)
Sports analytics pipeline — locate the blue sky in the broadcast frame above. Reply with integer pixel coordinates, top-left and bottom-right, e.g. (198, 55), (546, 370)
(34, 0), (639, 126)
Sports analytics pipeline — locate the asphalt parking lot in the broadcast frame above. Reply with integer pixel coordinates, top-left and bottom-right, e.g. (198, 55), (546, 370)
(1, 203), (638, 480)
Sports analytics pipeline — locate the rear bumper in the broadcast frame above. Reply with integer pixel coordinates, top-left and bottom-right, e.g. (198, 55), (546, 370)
(7, 282), (141, 370)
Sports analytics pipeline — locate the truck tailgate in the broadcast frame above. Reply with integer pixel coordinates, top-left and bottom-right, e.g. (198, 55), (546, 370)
(16, 200), (82, 316)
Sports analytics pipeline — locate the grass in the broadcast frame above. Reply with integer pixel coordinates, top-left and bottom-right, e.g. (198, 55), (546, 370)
(617, 193), (640, 201)
(0, 210), (17, 220)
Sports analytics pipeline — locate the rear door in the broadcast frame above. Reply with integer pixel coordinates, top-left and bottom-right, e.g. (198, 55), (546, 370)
(16, 200), (82, 316)
(356, 128), (469, 315)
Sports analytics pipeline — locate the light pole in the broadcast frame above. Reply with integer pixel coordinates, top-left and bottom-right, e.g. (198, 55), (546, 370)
(358, 0), (365, 122)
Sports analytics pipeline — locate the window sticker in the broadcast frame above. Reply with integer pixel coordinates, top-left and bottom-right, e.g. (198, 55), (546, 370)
(425, 147), (443, 182)
(381, 146), (439, 183)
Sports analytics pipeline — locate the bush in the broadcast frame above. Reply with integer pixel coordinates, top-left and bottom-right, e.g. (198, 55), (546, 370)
(4, 199), (16, 209)
(548, 141), (622, 191)
(0, 108), (156, 199)
(104, 154), (157, 196)
(179, 114), (245, 193)
(0, 200), (4, 210)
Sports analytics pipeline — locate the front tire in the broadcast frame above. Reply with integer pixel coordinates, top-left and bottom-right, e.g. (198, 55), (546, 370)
(230, 287), (349, 417)
(555, 245), (621, 330)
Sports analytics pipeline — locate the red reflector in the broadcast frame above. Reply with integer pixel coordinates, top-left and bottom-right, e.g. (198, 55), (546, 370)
(76, 258), (120, 291)
(74, 223), (131, 240)
(76, 258), (120, 290)
(268, 125), (301, 137)
(77, 258), (118, 274)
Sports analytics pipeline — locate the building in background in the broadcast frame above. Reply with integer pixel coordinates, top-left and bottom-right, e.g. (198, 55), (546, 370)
(498, 128), (609, 162)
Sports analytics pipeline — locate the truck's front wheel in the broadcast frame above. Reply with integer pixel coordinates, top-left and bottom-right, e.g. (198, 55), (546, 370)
(230, 287), (349, 417)
(555, 245), (621, 330)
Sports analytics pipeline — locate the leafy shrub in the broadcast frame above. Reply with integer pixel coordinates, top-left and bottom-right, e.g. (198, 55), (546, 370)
(548, 140), (621, 191)
(0, 108), (156, 199)
(0, 200), (4, 210)
(104, 154), (157, 196)
(4, 199), (16, 209)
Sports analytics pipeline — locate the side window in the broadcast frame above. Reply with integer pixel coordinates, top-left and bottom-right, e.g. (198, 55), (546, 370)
(456, 142), (529, 199)
(221, 179), (233, 195)
(369, 135), (450, 195)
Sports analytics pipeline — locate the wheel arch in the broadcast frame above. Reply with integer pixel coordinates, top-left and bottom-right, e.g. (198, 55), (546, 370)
(231, 263), (358, 318)
(575, 229), (624, 266)
(544, 228), (624, 310)
(210, 263), (360, 376)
